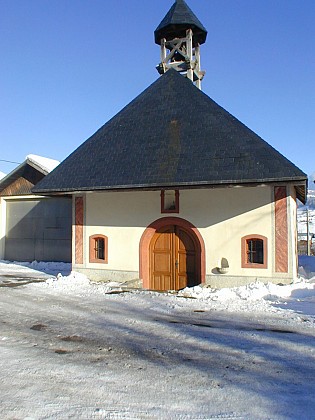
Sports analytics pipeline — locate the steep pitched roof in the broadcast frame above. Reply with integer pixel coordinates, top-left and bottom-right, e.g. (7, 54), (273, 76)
(33, 70), (307, 202)
(154, 0), (207, 45)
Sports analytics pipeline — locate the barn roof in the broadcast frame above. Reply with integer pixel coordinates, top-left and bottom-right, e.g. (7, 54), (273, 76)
(32, 69), (307, 202)
(154, 0), (207, 46)
(0, 154), (59, 196)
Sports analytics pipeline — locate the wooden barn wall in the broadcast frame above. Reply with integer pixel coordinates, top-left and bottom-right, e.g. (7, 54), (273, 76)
(0, 165), (45, 196)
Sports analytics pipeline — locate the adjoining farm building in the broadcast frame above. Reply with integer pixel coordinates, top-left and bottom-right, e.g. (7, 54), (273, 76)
(0, 154), (71, 263)
(33, 0), (307, 290)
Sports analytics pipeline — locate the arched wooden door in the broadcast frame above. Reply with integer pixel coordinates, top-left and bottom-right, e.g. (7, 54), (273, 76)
(149, 225), (199, 291)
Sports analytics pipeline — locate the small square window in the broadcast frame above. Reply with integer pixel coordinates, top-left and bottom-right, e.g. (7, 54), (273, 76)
(247, 239), (264, 264)
(241, 235), (267, 269)
(161, 190), (179, 213)
(89, 235), (108, 264)
(95, 238), (105, 260)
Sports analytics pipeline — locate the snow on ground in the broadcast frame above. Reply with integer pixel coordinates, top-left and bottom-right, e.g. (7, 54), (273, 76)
(1, 258), (314, 317)
(0, 260), (71, 288)
(0, 258), (315, 419)
(0, 260), (71, 277)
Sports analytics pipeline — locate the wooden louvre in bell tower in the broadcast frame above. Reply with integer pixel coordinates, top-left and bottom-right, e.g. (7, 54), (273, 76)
(154, 0), (207, 89)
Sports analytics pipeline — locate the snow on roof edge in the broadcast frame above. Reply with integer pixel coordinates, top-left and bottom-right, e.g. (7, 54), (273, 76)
(26, 154), (59, 173)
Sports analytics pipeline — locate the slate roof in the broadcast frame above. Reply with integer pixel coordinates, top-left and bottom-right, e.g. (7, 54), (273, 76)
(33, 69), (307, 202)
(154, 0), (207, 46)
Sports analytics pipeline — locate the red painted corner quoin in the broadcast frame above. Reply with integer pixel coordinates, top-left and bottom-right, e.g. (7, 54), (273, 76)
(75, 197), (84, 265)
(274, 186), (288, 273)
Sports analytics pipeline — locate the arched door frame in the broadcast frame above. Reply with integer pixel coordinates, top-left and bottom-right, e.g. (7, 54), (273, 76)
(139, 217), (206, 289)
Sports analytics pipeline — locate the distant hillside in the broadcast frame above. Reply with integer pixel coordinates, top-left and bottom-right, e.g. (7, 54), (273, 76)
(307, 172), (315, 209)
(294, 173), (314, 242)
(297, 188), (315, 237)
(299, 189), (315, 210)
(299, 173), (315, 209)
(308, 172), (315, 189)
(306, 190), (315, 210)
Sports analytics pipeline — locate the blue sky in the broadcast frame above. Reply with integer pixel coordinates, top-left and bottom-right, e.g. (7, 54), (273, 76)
(1, 0), (314, 176)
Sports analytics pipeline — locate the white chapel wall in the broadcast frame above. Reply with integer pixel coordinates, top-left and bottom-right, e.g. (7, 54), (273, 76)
(180, 186), (274, 278)
(75, 185), (298, 285)
(0, 197), (6, 259)
(84, 191), (159, 273)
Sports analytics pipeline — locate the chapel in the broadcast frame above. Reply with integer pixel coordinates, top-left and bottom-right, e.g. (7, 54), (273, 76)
(33, 0), (307, 290)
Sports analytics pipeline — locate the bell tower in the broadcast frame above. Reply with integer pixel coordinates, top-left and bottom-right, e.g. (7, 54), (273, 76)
(154, 0), (207, 89)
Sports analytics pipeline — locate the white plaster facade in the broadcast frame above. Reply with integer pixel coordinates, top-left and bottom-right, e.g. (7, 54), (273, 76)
(73, 184), (299, 288)
(0, 196), (7, 259)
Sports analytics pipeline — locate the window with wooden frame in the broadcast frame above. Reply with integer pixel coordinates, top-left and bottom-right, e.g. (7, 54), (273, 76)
(89, 234), (108, 264)
(161, 190), (179, 213)
(241, 235), (267, 269)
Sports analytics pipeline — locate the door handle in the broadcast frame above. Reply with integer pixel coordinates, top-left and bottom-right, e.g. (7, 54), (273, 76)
(175, 260), (179, 269)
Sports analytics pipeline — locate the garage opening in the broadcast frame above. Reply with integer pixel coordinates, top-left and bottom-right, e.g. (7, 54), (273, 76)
(5, 197), (72, 262)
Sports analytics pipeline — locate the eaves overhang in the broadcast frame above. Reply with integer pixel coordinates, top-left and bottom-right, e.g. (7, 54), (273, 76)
(32, 176), (307, 202)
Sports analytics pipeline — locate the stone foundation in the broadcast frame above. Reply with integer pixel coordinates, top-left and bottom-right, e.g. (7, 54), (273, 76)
(73, 268), (294, 290)
(74, 267), (141, 286)
(205, 274), (293, 289)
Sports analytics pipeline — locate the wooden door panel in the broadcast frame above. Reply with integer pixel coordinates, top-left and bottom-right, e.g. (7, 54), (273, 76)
(162, 275), (172, 290)
(152, 275), (161, 290)
(153, 275), (172, 291)
(151, 227), (173, 290)
(178, 253), (186, 271)
(150, 225), (199, 291)
(154, 231), (172, 250)
(178, 253), (195, 272)
(176, 228), (197, 289)
(177, 275), (188, 291)
(154, 253), (172, 273)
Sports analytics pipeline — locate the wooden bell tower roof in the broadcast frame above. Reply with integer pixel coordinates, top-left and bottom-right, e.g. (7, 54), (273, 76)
(154, 0), (207, 46)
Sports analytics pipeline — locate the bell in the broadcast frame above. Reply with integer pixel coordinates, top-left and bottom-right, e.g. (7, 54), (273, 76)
(172, 49), (185, 62)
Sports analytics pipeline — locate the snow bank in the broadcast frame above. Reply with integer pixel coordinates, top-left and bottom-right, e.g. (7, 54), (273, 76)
(14, 260), (71, 276)
(298, 255), (315, 280)
(45, 271), (91, 289)
(178, 279), (315, 303)
(1, 259), (315, 318)
(37, 271), (315, 318)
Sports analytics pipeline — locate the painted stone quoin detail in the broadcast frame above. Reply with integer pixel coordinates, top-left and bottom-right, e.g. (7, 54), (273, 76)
(274, 186), (289, 273)
(75, 197), (84, 265)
